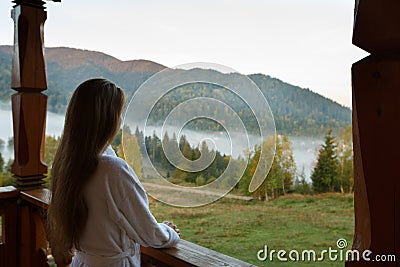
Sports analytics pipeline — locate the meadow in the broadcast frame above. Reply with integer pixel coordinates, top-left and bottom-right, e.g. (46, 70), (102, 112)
(149, 193), (355, 267)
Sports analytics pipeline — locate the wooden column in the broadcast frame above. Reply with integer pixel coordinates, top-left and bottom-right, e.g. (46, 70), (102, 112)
(347, 0), (400, 266)
(11, 0), (48, 189)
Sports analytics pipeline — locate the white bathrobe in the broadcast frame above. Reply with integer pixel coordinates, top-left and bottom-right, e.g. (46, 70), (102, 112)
(71, 147), (179, 267)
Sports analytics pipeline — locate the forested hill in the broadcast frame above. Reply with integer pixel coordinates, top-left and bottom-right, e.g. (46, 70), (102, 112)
(0, 45), (351, 136)
(249, 74), (351, 135)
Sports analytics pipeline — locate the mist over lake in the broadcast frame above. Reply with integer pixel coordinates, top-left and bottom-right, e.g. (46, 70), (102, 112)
(0, 103), (65, 161)
(0, 105), (321, 180)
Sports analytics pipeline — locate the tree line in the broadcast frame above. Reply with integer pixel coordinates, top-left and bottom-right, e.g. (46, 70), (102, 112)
(120, 127), (231, 186)
(0, 126), (354, 200)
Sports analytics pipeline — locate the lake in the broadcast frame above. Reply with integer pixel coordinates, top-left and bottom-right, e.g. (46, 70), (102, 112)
(0, 105), (322, 180)
(0, 103), (65, 160)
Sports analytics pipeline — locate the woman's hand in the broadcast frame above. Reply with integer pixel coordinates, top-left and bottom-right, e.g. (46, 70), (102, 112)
(163, 220), (180, 235)
(52, 246), (73, 267)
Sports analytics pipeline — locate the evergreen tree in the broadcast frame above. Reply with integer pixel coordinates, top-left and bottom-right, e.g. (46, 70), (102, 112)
(294, 167), (311, 194)
(311, 129), (339, 193)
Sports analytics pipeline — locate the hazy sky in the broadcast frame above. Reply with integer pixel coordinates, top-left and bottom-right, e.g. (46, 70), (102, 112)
(0, 0), (367, 107)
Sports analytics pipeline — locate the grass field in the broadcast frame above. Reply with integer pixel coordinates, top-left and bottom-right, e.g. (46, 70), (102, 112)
(149, 193), (354, 267)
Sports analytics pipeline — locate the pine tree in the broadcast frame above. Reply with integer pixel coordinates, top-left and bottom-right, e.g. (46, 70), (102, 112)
(311, 128), (339, 193)
(294, 167), (311, 194)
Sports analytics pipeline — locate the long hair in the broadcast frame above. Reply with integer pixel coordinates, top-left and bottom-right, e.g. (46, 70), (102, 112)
(48, 78), (125, 259)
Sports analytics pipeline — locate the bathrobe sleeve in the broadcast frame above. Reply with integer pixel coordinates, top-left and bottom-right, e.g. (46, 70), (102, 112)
(106, 157), (180, 248)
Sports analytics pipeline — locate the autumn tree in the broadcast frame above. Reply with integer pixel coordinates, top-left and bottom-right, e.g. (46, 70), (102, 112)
(0, 152), (4, 186)
(44, 136), (61, 173)
(0, 151), (4, 174)
(121, 133), (143, 179)
(279, 135), (296, 194)
(241, 135), (296, 200)
(336, 126), (354, 193)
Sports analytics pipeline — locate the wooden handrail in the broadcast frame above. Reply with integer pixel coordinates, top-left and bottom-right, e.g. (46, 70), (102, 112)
(20, 188), (51, 209)
(0, 186), (255, 267)
(141, 239), (256, 267)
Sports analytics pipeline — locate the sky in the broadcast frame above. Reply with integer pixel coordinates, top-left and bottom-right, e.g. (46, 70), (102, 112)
(0, 0), (368, 107)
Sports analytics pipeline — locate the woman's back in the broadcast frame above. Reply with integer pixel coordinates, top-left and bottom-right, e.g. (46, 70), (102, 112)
(73, 147), (179, 266)
(48, 79), (179, 267)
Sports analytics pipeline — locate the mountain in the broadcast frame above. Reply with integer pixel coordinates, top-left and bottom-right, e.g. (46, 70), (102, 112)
(0, 45), (351, 136)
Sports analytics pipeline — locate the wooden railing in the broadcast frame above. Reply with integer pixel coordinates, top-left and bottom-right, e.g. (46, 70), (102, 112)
(0, 186), (255, 267)
(0, 186), (50, 267)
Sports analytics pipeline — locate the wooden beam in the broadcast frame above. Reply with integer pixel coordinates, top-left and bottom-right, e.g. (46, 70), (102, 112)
(349, 1), (400, 266)
(11, 0), (48, 189)
(353, 0), (400, 53)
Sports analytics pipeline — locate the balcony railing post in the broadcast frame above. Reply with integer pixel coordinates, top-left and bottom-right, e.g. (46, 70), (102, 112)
(348, 0), (400, 266)
(10, 0), (48, 189)
(18, 200), (49, 267)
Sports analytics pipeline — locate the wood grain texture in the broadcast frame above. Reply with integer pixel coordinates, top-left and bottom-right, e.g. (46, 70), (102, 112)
(20, 188), (50, 209)
(349, 2), (400, 266)
(353, 0), (400, 53)
(347, 54), (400, 266)
(141, 239), (256, 267)
(11, 93), (47, 186)
(11, 4), (47, 91)
(0, 189), (18, 267)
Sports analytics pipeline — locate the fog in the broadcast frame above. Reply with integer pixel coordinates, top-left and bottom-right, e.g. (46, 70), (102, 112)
(0, 106), (321, 180)
(0, 104), (65, 161)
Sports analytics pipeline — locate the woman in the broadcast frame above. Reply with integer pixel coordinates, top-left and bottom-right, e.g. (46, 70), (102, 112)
(48, 78), (180, 267)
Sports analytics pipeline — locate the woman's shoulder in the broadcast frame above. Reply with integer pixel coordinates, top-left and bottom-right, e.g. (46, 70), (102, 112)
(97, 155), (142, 188)
(98, 154), (128, 169)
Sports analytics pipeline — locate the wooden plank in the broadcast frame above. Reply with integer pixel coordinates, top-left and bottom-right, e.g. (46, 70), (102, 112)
(142, 239), (256, 267)
(353, 0), (400, 53)
(11, 5), (47, 90)
(11, 2), (48, 189)
(0, 196), (18, 267)
(352, 53), (398, 261)
(141, 246), (195, 267)
(0, 186), (18, 199)
(19, 205), (33, 267)
(20, 188), (51, 208)
(350, 90), (371, 252)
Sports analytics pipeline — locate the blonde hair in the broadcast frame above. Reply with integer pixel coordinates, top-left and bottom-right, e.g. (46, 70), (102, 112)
(48, 78), (125, 261)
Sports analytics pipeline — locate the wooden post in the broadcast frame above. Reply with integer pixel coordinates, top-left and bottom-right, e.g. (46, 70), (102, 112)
(11, 0), (48, 189)
(0, 186), (19, 267)
(347, 0), (400, 266)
